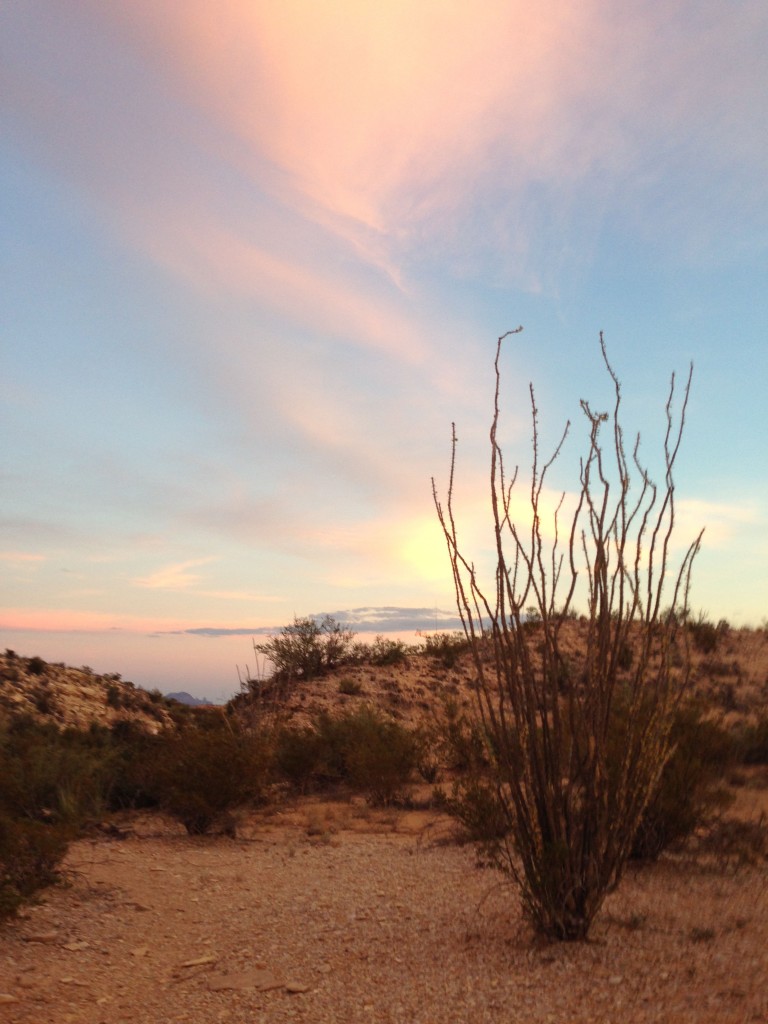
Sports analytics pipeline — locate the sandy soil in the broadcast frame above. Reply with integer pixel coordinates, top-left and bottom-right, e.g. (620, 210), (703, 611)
(1, 793), (767, 1024)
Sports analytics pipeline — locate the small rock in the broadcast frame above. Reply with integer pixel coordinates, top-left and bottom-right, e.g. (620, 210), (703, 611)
(285, 981), (311, 994)
(208, 969), (282, 992)
(0, 994), (19, 1005)
(179, 955), (218, 969)
(130, 946), (149, 958)
(63, 941), (90, 952)
(22, 930), (58, 944)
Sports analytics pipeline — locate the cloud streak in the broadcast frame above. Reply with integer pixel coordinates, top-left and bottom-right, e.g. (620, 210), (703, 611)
(172, 606), (465, 637)
(132, 558), (216, 591)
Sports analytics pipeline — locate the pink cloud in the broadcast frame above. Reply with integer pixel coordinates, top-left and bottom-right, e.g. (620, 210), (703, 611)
(132, 557), (215, 591)
(97, 1), (600, 278)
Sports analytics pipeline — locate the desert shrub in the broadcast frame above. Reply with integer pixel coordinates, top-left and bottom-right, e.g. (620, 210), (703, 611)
(338, 677), (363, 696)
(616, 640), (634, 670)
(143, 718), (270, 834)
(274, 725), (326, 794)
(422, 632), (470, 669)
(105, 683), (123, 709)
(26, 656), (47, 677)
(365, 635), (410, 666)
(33, 687), (56, 716)
(0, 718), (127, 918)
(338, 708), (423, 805)
(630, 705), (735, 860)
(0, 719), (116, 826)
(687, 612), (732, 655)
(0, 813), (72, 919)
(738, 714), (768, 765)
(700, 657), (740, 679)
(698, 815), (768, 868)
(437, 776), (511, 851)
(438, 698), (490, 774)
(433, 329), (701, 940)
(254, 615), (356, 682)
(276, 707), (423, 805)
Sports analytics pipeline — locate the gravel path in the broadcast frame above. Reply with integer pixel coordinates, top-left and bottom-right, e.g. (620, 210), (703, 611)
(1, 807), (767, 1024)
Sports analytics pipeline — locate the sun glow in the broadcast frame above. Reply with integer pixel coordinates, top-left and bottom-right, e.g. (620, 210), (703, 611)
(399, 517), (453, 584)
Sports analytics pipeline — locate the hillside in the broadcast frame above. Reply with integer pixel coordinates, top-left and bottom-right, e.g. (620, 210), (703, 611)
(232, 621), (768, 732)
(0, 650), (179, 734)
(2, 621), (767, 737)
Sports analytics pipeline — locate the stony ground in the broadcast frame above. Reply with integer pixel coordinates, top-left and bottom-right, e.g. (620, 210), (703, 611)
(1, 793), (767, 1024)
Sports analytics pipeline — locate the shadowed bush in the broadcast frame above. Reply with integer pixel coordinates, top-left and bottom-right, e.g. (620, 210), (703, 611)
(0, 814), (72, 919)
(276, 707), (423, 805)
(737, 714), (768, 765)
(142, 717), (271, 835)
(0, 717), (121, 918)
(629, 704), (735, 859)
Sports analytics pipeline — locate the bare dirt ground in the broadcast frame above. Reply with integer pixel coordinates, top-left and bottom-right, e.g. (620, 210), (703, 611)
(1, 789), (767, 1024)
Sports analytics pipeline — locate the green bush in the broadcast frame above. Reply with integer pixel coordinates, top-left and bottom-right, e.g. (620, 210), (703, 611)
(143, 718), (270, 834)
(0, 719), (117, 826)
(436, 776), (510, 851)
(631, 705), (735, 860)
(340, 708), (423, 805)
(0, 813), (71, 919)
(254, 615), (356, 682)
(0, 718), (126, 918)
(421, 632), (470, 669)
(275, 724), (326, 794)
(276, 707), (423, 805)
(365, 636), (411, 666)
(438, 699), (490, 773)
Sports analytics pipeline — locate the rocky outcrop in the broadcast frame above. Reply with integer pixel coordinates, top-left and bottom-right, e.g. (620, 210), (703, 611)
(0, 651), (177, 734)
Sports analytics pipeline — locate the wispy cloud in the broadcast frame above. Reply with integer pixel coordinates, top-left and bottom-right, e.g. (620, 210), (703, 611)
(0, 551), (46, 564)
(676, 498), (760, 549)
(108, 0), (767, 285)
(132, 558), (216, 591)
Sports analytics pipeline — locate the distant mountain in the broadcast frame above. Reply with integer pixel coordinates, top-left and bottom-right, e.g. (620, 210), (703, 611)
(165, 691), (211, 707)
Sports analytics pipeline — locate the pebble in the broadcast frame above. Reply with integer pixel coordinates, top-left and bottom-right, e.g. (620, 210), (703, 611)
(208, 969), (282, 992)
(285, 981), (311, 994)
(179, 955), (218, 968)
(22, 930), (58, 944)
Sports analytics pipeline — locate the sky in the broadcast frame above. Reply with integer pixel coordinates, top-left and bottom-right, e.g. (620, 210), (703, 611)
(1, 1), (766, 701)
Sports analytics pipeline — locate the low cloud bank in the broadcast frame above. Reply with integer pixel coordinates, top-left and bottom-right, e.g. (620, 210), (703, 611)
(166, 606), (464, 638)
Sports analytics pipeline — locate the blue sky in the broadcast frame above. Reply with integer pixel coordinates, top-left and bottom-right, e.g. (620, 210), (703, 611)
(1, 1), (766, 699)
